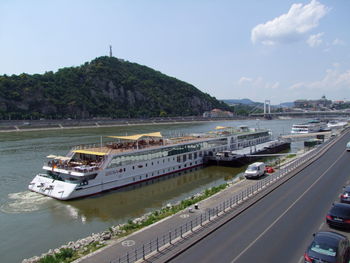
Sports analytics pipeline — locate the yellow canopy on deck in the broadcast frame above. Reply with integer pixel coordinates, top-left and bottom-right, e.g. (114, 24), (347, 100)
(215, 126), (229, 130)
(107, 132), (162, 141)
(46, 155), (71, 161)
(72, 150), (107, 156)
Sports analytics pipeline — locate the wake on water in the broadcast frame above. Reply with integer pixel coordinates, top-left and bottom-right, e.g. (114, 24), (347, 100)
(1, 192), (86, 223)
(0, 191), (52, 213)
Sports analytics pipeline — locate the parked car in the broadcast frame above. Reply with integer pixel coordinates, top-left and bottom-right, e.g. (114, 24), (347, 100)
(326, 203), (350, 229)
(265, 166), (275, 173)
(346, 141), (350, 151)
(244, 162), (265, 179)
(340, 186), (350, 204)
(304, 231), (349, 263)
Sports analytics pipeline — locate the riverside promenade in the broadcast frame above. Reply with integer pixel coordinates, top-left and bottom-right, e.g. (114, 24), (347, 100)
(75, 177), (257, 263)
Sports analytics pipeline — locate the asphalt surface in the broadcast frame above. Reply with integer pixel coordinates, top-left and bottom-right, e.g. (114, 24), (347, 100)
(169, 131), (350, 263)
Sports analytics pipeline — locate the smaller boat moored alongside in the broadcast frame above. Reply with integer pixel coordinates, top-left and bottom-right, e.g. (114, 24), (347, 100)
(204, 139), (291, 167)
(327, 119), (348, 129)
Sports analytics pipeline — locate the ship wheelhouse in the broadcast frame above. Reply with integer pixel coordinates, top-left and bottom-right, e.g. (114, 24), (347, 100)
(42, 150), (106, 185)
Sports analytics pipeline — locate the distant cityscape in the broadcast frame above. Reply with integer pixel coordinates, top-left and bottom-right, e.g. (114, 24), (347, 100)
(210, 96), (350, 118)
(293, 96), (350, 111)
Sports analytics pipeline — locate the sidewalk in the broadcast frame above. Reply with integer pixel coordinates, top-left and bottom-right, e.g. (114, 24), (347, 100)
(75, 177), (257, 263)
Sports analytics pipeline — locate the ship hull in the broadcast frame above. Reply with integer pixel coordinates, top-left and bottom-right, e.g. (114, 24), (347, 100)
(29, 162), (205, 200)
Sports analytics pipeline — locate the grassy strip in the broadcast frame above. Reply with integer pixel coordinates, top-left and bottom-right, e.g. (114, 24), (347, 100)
(119, 183), (228, 235)
(38, 242), (105, 263)
(266, 153), (297, 168)
(38, 248), (74, 263)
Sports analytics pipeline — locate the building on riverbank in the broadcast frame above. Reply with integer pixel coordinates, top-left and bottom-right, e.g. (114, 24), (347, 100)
(203, 109), (234, 118)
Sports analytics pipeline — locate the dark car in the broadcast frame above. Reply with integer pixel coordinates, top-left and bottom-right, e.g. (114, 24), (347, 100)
(304, 231), (349, 263)
(340, 186), (350, 204)
(326, 203), (350, 229)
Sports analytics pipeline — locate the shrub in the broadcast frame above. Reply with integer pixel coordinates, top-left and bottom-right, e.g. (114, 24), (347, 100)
(38, 255), (57, 263)
(38, 248), (74, 263)
(55, 248), (74, 260)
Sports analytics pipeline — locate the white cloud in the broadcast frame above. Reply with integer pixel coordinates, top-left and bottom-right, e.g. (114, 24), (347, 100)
(236, 77), (280, 102)
(332, 38), (345, 46)
(238, 77), (252, 84)
(289, 65), (350, 99)
(307, 32), (324, 47)
(251, 0), (328, 45)
(322, 38), (346, 52)
(238, 77), (280, 90)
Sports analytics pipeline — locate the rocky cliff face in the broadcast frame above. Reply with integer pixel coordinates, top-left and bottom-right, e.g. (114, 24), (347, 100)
(0, 56), (231, 119)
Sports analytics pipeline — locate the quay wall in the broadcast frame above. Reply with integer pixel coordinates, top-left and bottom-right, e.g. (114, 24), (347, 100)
(0, 116), (251, 132)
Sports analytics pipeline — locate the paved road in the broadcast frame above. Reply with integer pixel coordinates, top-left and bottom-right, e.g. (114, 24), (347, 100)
(169, 131), (350, 263)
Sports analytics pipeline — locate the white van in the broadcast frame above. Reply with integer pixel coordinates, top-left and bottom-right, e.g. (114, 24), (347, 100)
(244, 162), (266, 179)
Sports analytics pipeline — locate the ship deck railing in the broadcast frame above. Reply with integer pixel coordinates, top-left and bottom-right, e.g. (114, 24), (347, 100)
(232, 140), (278, 156)
(69, 134), (222, 156)
(63, 129), (270, 159)
(46, 160), (101, 173)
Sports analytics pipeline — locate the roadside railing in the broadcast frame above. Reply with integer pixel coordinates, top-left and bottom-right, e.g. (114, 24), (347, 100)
(111, 130), (344, 263)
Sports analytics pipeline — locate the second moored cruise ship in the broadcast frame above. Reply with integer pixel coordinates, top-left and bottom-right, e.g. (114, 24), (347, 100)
(28, 126), (271, 200)
(291, 119), (327, 134)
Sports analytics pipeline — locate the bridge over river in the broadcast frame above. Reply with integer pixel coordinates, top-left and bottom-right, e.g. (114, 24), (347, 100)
(250, 110), (350, 119)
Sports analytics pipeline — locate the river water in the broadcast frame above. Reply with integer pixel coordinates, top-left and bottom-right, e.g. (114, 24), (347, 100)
(0, 118), (305, 262)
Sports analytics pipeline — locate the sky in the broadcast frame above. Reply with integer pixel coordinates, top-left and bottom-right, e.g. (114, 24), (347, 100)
(1, 0), (350, 104)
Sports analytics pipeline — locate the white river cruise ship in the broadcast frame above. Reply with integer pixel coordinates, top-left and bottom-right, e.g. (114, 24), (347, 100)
(29, 126), (271, 200)
(291, 119), (327, 134)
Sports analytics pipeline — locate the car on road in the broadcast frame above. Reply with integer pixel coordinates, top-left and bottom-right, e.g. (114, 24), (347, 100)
(304, 231), (350, 263)
(346, 141), (350, 151)
(244, 162), (265, 179)
(340, 186), (350, 204)
(326, 203), (350, 229)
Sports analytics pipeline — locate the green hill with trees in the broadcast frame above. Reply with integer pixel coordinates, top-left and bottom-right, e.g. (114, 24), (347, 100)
(0, 56), (231, 120)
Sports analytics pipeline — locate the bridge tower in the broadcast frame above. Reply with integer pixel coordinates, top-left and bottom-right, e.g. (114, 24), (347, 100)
(264, 100), (272, 119)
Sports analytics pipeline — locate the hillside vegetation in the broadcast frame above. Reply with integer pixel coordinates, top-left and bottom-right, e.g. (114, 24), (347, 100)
(0, 56), (231, 119)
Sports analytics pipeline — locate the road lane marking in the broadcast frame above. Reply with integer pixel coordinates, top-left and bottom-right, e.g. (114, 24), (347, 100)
(298, 255), (304, 263)
(121, 240), (135, 247)
(230, 151), (346, 263)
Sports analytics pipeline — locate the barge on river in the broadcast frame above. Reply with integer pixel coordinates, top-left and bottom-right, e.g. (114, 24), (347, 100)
(204, 140), (291, 167)
(29, 126), (271, 200)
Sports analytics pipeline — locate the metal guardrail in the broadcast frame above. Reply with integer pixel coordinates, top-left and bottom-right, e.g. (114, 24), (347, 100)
(111, 130), (345, 263)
